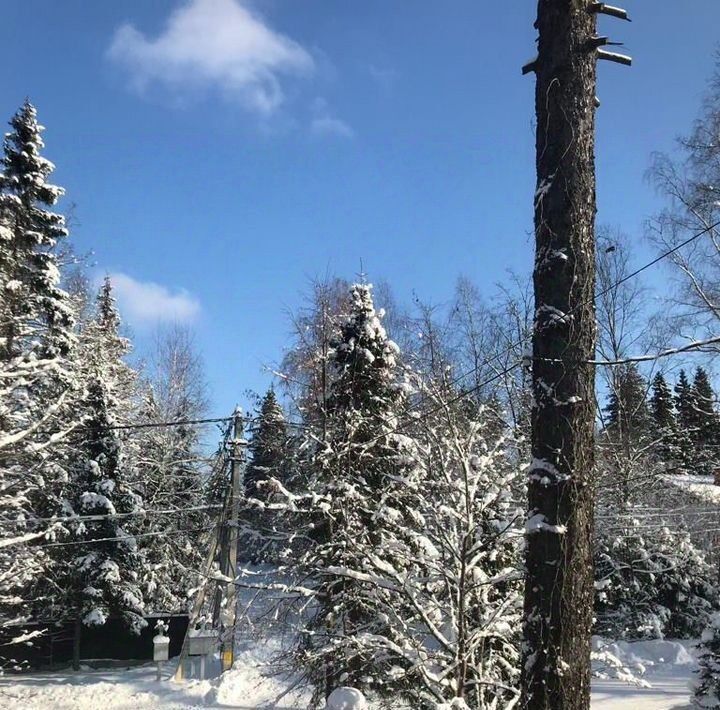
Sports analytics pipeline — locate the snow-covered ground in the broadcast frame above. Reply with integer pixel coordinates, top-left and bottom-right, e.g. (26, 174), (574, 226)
(0, 639), (698, 709)
(592, 639), (696, 709)
(0, 569), (700, 709)
(0, 639), (309, 709)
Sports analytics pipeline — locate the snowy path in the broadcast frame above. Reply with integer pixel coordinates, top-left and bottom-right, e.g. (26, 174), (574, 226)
(592, 675), (692, 709)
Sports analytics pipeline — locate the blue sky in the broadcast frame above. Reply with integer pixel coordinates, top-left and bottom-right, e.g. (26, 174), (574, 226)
(0, 1), (718, 416)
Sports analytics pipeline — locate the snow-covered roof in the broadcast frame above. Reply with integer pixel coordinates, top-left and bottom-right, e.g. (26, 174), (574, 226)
(664, 474), (720, 506)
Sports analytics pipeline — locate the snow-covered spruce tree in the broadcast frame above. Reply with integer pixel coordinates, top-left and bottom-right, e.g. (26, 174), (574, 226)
(49, 279), (145, 634)
(0, 101), (76, 643)
(691, 367), (720, 476)
(134, 326), (210, 613)
(594, 520), (718, 640)
(0, 100), (74, 360)
(245, 388), (288, 499)
(674, 369), (697, 473)
(604, 364), (651, 449)
(238, 388), (290, 563)
(62, 378), (145, 632)
(601, 364), (653, 500)
(649, 372), (676, 465)
(324, 374), (524, 709)
(694, 613), (720, 708)
(292, 283), (409, 705)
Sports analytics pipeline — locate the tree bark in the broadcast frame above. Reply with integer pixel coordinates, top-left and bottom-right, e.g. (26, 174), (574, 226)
(521, 1), (598, 708)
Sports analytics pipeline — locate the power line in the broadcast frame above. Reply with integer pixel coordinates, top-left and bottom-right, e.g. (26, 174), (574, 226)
(348, 220), (720, 450)
(23, 523), (218, 551)
(433, 219), (720, 397)
(1, 503), (222, 526)
(596, 507), (720, 520)
(72, 415), (233, 434)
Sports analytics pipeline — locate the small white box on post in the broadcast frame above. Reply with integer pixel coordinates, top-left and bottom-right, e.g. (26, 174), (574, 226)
(153, 620), (170, 681)
(187, 623), (217, 680)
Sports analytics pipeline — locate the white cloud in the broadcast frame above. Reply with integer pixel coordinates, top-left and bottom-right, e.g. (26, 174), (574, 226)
(310, 97), (354, 139)
(107, 0), (314, 115)
(311, 115), (354, 138)
(108, 272), (201, 326)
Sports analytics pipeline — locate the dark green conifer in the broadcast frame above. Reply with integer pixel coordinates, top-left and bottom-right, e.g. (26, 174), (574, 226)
(691, 367), (719, 476)
(649, 372), (676, 462)
(245, 388), (287, 499)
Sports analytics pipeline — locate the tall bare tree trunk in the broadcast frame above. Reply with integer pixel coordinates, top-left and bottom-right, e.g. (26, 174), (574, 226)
(521, 1), (598, 708)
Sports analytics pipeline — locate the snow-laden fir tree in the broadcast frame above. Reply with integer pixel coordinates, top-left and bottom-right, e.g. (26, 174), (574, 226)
(50, 279), (145, 634)
(245, 388), (287, 499)
(0, 100), (74, 360)
(0, 102), (76, 643)
(237, 387), (290, 564)
(675, 370), (694, 428)
(323, 374), (524, 709)
(694, 613), (720, 708)
(62, 379), (145, 632)
(291, 283), (409, 704)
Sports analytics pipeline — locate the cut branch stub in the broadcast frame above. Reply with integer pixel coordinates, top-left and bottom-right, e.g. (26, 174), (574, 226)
(589, 3), (631, 21)
(597, 49), (632, 66)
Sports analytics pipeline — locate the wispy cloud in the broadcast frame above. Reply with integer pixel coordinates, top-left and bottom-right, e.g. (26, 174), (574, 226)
(368, 63), (398, 91)
(310, 97), (354, 139)
(107, 0), (314, 115)
(108, 272), (201, 326)
(311, 115), (354, 138)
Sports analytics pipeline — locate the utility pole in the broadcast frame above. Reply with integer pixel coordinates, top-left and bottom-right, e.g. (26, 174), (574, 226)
(219, 408), (245, 672)
(174, 416), (238, 681)
(173, 498), (226, 681)
(521, 2), (630, 708)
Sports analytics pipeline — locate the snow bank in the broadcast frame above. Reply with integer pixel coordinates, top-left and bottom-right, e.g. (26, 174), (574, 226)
(595, 637), (694, 669)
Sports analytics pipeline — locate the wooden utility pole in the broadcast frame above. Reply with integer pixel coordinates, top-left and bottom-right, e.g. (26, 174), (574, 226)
(521, 2), (629, 708)
(174, 416), (239, 681)
(173, 502), (225, 680)
(219, 408), (244, 672)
